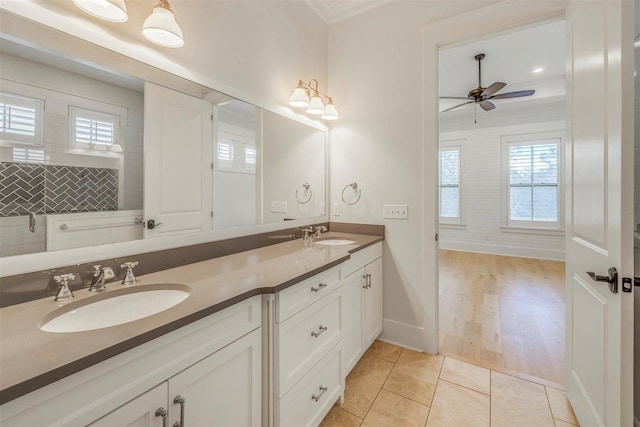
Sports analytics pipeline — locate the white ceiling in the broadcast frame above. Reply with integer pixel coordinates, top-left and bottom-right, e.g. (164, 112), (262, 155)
(305, 0), (393, 24)
(439, 20), (566, 120)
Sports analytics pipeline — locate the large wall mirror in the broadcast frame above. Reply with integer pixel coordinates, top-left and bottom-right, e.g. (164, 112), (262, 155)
(0, 25), (326, 260)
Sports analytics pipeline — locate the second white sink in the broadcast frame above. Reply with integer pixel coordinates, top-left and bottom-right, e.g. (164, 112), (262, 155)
(40, 284), (190, 333)
(315, 239), (356, 246)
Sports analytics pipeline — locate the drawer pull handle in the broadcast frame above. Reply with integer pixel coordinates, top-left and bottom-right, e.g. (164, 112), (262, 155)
(311, 282), (328, 292)
(311, 325), (328, 337)
(155, 408), (168, 427)
(312, 385), (328, 402)
(363, 273), (372, 289)
(173, 395), (185, 427)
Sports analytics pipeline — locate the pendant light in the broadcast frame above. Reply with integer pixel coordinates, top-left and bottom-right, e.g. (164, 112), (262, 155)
(142, 0), (184, 48)
(289, 79), (338, 120)
(73, 0), (128, 22)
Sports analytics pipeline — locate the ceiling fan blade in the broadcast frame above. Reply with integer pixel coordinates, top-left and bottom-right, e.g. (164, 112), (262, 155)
(440, 101), (474, 113)
(481, 82), (506, 97)
(439, 96), (470, 100)
(490, 90), (535, 99)
(479, 100), (495, 111)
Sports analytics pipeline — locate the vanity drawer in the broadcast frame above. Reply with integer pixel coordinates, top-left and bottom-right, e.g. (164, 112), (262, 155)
(342, 242), (382, 277)
(277, 287), (343, 397)
(278, 342), (343, 427)
(276, 266), (341, 323)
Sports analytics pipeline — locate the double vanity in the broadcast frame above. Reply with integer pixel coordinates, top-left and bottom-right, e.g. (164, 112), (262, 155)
(0, 231), (384, 426)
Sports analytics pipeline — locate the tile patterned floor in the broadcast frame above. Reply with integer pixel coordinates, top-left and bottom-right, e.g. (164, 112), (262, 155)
(320, 341), (579, 427)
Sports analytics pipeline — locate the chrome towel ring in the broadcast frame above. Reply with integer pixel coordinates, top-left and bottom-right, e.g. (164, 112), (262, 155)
(296, 182), (313, 204)
(341, 182), (362, 205)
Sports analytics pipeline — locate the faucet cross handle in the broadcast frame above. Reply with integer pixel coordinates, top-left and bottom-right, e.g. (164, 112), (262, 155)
(53, 273), (76, 302)
(121, 261), (139, 285)
(92, 265), (102, 276)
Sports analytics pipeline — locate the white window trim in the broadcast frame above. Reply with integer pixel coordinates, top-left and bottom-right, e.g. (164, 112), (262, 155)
(0, 91), (45, 148)
(439, 139), (465, 225)
(69, 106), (120, 152)
(501, 131), (564, 232)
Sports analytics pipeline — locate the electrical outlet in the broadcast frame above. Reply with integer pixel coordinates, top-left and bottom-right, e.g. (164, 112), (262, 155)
(271, 201), (287, 214)
(333, 203), (340, 216)
(383, 204), (408, 219)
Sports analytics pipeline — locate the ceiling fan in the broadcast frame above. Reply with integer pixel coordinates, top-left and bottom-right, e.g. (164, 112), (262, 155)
(440, 53), (535, 113)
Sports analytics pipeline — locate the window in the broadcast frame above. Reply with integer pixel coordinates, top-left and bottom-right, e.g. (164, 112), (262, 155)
(70, 107), (119, 150)
(439, 145), (461, 223)
(216, 130), (256, 174)
(507, 139), (560, 228)
(0, 92), (44, 146)
(12, 147), (45, 163)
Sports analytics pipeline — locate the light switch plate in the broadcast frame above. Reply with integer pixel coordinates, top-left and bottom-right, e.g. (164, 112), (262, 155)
(333, 203), (340, 216)
(271, 201), (287, 214)
(383, 204), (408, 219)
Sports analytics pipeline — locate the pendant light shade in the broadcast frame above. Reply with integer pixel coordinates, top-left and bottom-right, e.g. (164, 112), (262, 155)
(289, 87), (310, 108)
(321, 100), (339, 120)
(142, 1), (184, 48)
(72, 0), (128, 22)
(306, 94), (325, 115)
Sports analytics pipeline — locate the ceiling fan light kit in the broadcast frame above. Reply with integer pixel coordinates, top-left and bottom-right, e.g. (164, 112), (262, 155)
(440, 53), (536, 121)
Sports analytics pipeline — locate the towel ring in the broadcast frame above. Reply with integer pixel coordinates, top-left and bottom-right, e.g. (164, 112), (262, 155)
(341, 182), (362, 206)
(296, 183), (313, 204)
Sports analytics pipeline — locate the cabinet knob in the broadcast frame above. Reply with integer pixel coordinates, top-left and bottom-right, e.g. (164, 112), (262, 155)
(155, 407), (168, 427)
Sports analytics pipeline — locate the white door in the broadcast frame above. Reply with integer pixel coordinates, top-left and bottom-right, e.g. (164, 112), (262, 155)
(167, 329), (261, 427)
(144, 82), (213, 238)
(565, 1), (635, 425)
(89, 383), (168, 427)
(363, 258), (383, 346)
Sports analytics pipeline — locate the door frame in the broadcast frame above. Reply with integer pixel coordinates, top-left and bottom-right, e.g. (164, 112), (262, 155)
(422, 0), (568, 355)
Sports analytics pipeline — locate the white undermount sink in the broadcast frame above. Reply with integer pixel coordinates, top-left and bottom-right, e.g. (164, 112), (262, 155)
(315, 239), (356, 246)
(40, 284), (191, 333)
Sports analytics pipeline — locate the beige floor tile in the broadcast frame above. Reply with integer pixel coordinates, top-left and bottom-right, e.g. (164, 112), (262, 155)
(545, 387), (579, 425)
(319, 405), (362, 427)
(491, 371), (555, 427)
(340, 356), (395, 418)
(439, 357), (491, 395)
(361, 389), (430, 427)
(383, 349), (443, 406)
(426, 380), (490, 427)
(553, 419), (579, 427)
(364, 340), (403, 363)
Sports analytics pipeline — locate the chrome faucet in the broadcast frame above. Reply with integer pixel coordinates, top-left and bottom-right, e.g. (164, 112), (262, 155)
(302, 225), (328, 248)
(89, 265), (115, 292)
(311, 225), (328, 239)
(121, 261), (139, 285)
(53, 273), (76, 302)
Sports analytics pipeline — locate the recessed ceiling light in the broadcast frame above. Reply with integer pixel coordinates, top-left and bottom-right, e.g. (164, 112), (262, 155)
(533, 68), (544, 73)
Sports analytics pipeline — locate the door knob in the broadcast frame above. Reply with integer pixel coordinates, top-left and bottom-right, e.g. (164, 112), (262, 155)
(147, 219), (163, 229)
(586, 267), (618, 294)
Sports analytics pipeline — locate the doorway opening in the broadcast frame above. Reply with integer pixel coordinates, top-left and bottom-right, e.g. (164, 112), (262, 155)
(437, 20), (567, 387)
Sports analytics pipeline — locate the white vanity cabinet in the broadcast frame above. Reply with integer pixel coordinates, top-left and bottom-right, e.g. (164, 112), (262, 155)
(342, 243), (383, 374)
(273, 265), (345, 427)
(1, 297), (262, 427)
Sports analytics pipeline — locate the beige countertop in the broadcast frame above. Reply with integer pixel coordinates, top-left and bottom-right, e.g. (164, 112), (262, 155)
(0, 232), (382, 405)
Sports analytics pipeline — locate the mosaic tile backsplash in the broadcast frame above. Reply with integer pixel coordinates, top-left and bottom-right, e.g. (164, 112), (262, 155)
(0, 162), (118, 217)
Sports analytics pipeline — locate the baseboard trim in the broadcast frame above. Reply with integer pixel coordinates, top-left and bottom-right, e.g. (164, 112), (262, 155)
(439, 240), (565, 261)
(379, 318), (425, 352)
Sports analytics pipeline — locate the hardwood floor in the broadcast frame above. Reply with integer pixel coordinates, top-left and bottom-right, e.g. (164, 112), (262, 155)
(438, 250), (566, 385)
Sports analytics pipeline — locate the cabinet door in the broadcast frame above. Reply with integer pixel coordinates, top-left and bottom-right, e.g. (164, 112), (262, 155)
(343, 270), (364, 374)
(168, 329), (261, 427)
(363, 258), (383, 347)
(89, 383), (168, 427)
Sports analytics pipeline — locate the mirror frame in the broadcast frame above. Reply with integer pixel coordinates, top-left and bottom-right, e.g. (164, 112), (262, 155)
(0, 10), (329, 276)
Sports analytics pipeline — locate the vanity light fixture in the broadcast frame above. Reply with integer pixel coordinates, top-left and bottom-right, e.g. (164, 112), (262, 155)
(142, 0), (185, 48)
(288, 79), (339, 120)
(72, 0), (128, 22)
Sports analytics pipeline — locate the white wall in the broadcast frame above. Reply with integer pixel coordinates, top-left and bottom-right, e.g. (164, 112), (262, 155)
(439, 115), (566, 261)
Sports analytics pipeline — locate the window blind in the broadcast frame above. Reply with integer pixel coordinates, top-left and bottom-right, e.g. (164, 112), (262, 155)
(0, 92), (43, 146)
(439, 147), (460, 219)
